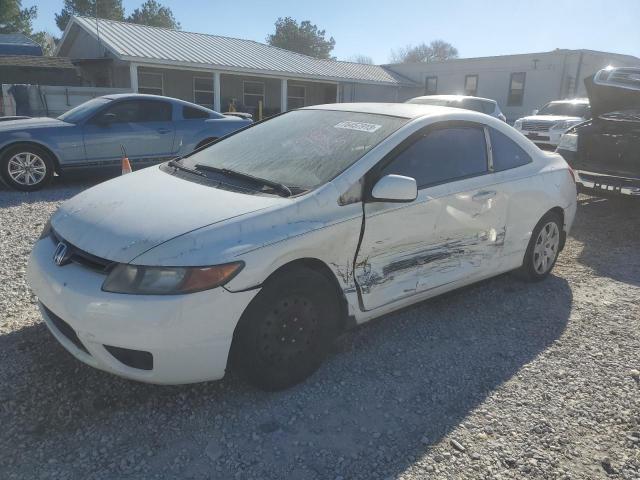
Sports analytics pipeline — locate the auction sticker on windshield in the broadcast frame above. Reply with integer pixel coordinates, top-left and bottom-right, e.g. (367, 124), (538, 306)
(334, 121), (382, 133)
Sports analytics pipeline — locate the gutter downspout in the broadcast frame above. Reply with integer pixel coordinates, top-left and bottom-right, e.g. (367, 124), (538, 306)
(574, 51), (584, 97)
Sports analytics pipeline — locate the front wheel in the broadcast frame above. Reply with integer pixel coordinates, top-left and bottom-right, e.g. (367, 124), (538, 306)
(231, 268), (341, 391)
(1, 145), (54, 191)
(517, 211), (563, 281)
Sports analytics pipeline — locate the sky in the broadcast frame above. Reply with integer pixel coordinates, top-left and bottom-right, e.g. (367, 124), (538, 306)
(27, 0), (640, 63)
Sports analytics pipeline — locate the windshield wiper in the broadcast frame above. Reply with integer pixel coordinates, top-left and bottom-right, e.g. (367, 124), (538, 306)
(195, 164), (292, 197)
(167, 159), (207, 178)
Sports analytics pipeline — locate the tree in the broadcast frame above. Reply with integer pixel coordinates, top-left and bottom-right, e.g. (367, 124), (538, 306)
(127, 0), (180, 29)
(347, 54), (374, 64)
(55, 0), (125, 32)
(267, 17), (335, 60)
(31, 31), (58, 56)
(0, 0), (37, 35)
(389, 40), (458, 63)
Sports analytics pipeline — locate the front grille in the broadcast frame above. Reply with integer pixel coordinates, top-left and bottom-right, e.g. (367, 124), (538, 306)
(50, 230), (114, 273)
(42, 304), (90, 355)
(522, 120), (553, 132)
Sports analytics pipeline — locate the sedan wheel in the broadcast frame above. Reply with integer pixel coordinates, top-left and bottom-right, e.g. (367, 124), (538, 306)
(532, 221), (560, 275)
(517, 211), (563, 282)
(232, 268), (341, 391)
(1, 146), (54, 191)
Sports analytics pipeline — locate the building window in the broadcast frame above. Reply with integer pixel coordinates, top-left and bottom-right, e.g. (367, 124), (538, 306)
(193, 76), (214, 108)
(508, 72), (526, 106)
(425, 76), (437, 95)
(243, 81), (265, 108)
(464, 75), (478, 96)
(138, 71), (163, 95)
(287, 84), (306, 109)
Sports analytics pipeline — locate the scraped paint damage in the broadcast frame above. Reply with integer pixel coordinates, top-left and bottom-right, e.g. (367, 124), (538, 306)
(354, 227), (506, 294)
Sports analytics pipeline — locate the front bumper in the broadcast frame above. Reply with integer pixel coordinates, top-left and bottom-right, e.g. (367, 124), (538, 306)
(573, 170), (640, 196)
(517, 129), (564, 148)
(26, 237), (258, 384)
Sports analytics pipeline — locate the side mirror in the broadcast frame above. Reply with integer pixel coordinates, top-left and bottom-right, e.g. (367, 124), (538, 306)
(97, 112), (117, 126)
(370, 174), (417, 203)
(532, 109), (539, 115)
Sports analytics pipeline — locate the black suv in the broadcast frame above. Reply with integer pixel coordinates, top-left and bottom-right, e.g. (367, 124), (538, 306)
(557, 67), (640, 197)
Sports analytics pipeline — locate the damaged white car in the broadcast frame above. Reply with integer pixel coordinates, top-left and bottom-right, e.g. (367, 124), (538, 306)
(27, 103), (577, 390)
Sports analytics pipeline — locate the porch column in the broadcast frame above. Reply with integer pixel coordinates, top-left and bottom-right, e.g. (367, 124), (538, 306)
(213, 71), (221, 112)
(336, 83), (340, 103)
(280, 78), (287, 112)
(129, 63), (138, 92)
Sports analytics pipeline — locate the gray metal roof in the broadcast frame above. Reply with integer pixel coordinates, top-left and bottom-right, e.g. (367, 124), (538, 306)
(65, 16), (415, 86)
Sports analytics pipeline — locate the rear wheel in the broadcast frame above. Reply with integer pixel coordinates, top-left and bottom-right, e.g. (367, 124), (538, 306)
(231, 268), (341, 391)
(517, 211), (563, 281)
(1, 144), (54, 191)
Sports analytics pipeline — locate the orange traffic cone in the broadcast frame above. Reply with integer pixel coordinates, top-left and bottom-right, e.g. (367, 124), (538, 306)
(121, 156), (132, 175)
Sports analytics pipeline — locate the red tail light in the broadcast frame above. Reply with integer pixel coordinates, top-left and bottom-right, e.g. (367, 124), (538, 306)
(567, 166), (576, 185)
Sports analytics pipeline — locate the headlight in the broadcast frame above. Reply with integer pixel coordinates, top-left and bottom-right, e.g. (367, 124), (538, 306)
(514, 119), (523, 129)
(39, 218), (52, 239)
(102, 262), (244, 295)
(557, 132), (578, 152)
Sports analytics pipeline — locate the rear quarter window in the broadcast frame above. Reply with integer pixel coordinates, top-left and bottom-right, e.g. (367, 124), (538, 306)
(490, 128), (532, 171)
(183, 106), (211, 119)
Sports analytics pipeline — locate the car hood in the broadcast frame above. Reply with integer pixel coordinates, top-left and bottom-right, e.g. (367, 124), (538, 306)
(51, 166), (289, 263)
(585, 74), (640, 118)
(0, 116), (70, 132)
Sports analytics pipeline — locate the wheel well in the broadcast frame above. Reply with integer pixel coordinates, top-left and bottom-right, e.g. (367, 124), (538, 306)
(195, 137), (218, 150)
(0, 142), (61, 172)
(264, 258), (353, 331)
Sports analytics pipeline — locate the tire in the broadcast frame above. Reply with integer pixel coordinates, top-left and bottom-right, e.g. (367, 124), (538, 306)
(516, 211), (563, 282)
(0, 144), (54, 191)
(231, 268), (341, 391)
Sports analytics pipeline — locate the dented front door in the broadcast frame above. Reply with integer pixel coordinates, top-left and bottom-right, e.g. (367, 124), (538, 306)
(354, 197), (442, 310)
(415, 178), (508, 292)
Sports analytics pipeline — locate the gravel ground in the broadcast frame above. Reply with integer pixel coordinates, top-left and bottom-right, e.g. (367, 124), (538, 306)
(0, 177), (639, 480)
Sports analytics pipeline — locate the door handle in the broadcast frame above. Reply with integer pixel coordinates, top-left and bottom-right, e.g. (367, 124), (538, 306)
(472, 190), (497, 202)
(157, 128), (172, 134)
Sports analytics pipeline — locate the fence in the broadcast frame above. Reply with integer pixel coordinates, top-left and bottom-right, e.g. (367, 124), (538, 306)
(1, 85), (131, 118)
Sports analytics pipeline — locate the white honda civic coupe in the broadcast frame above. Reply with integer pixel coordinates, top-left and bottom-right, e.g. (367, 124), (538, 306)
(27, 103), (577, 390)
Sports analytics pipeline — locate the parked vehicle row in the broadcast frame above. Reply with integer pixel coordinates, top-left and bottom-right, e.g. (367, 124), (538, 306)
(0, 94), (252, 191)
(26, 102), (577, 390)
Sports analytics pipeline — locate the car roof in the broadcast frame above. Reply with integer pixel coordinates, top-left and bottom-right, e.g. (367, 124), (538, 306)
(101, 93), (216, 111)
(408, 94), (496, 104)
(304, 102), (463, 119)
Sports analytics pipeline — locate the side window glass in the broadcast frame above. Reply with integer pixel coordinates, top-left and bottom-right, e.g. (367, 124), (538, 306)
(183, 106), (210, 119)
(490, 128), (532, 171)
(94, 101), (142, 124)
(380, 127), (488, 188)
(141, 101), (172, 122)
(91, 101), (171, 123)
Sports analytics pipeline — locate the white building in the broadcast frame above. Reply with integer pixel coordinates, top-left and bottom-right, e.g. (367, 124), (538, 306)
(387, 49), (640, 122)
